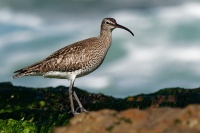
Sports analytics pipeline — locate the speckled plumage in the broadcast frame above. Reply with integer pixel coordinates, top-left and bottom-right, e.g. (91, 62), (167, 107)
(13, 18), (134, 115)
(13, 37), (108, 78)
(13, 22), (113, 79)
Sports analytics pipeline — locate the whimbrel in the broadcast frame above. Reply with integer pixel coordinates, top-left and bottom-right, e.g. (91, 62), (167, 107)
(13, 18), (134, 115)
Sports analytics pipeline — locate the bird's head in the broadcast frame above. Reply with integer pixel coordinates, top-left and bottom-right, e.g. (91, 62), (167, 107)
(101, 18), (134, 36)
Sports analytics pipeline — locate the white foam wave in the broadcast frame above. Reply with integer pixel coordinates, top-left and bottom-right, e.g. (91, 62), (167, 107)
(0, 31), (34, 48)
(167, 46), (200, 62)
(156, 2), (200, 24)
(0, 8), (43, 28)
(6, 2), (200, 97)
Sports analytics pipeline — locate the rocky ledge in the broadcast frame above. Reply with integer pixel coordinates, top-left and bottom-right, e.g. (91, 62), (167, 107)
(55, 105), (200, 133)
(0, 82), (200, 132)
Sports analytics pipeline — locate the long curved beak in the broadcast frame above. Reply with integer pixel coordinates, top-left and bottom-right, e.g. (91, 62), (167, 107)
(116, 23), (134, 36)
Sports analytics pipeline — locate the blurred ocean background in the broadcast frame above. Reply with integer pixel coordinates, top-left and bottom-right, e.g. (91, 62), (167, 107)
(0, 0), (200, 98)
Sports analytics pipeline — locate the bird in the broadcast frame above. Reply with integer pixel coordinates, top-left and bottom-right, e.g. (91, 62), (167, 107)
(13, 18), (134, 115)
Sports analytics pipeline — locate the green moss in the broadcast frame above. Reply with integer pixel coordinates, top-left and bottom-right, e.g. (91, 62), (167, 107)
(0, 119), (37, 133)
(1, 82), (200, 132)
(39, 101), (46, 107)
(119, 117), (132, 124)
(105, 125), (114, 132)
(174, 119), (181, 124)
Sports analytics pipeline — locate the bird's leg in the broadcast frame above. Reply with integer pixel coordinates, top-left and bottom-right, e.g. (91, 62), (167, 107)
(68, 76), (87, 115)
(69, 78), (77, 115)
(73, 91), (88, 113)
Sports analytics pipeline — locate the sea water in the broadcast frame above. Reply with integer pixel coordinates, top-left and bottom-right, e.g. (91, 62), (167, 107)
(0, 0), (200, 97)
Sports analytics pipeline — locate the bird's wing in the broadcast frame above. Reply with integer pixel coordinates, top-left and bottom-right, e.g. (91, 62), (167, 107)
(13, 37), (99, 78)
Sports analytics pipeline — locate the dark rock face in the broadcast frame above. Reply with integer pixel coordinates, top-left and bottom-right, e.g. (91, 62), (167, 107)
(54, 105), (200, 133)
(1, 82), (200, 132)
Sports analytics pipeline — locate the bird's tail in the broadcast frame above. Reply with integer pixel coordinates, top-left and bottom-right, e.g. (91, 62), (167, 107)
(13, 69), (29, 79)
(12, 62), (42, 79)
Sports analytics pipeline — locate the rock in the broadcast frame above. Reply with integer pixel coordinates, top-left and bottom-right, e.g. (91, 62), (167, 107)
(54, 105), (200, 133)
(1, 82), (200, 132)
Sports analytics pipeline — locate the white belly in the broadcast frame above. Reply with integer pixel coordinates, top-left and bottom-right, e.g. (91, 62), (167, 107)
(43, 70), (82, 80)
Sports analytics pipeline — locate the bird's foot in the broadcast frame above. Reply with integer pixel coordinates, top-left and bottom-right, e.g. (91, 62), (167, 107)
(71, 107), (88, 115)
(68, 107), (89, 115)
(75, 107), (88, 113)
(68, 110), (81, 115)
(81, 108), (88, 113)
(73, 111), (81, 115)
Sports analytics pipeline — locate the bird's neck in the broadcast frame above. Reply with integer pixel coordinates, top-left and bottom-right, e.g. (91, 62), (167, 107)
(99, 29), (112, 45)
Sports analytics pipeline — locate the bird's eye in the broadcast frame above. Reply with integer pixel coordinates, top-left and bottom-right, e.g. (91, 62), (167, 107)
(105, 22), (109, 24)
